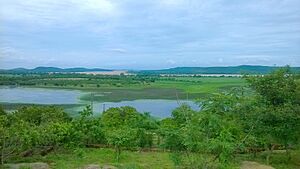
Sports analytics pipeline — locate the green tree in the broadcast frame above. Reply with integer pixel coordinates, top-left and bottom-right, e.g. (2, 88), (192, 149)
(105, 126), (137, 162)
(101, 107), (158, 161)
(0, 106), (5, 116)
(13, 106), (70, 125)
(245, 68), (300, 162)
(71, 105), (105, 146)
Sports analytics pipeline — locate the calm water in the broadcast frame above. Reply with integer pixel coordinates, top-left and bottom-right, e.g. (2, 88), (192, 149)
(0, 86), (199, 118)
(0, 86), (82, 104)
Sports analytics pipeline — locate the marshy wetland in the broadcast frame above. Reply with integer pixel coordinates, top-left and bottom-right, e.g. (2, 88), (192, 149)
(0, 74), (244, 117)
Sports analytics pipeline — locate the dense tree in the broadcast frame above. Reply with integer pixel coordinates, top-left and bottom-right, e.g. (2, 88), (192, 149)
(71, 106), (105, 146)
(245, 68), (300, 162)
(246, 67), (298, 106)
(13, 106), (71, 125)
(0, 106), (5, 116)
(101, 107), (157, 161)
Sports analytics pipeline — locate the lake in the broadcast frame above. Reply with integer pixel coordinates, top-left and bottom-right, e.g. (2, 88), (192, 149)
(0, 86), (199, 118)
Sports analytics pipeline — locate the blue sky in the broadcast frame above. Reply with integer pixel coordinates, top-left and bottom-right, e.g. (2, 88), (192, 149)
(0, 0), (299, 69)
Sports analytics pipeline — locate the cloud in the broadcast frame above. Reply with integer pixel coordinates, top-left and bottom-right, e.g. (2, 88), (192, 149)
(166, 59), (176, 65)
(0, 46), (24, 61)
(109, 48), (127, 53)
(0, 0), (119, 27)
(0, 0), (300, 68)
(159, 0), (185, 6)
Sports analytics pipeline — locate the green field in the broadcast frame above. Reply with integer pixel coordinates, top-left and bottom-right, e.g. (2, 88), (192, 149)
(9, 148), (300, 169)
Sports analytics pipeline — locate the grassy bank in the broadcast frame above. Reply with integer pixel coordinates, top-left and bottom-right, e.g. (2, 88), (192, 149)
(32, 77), (246, 94)
(79, 77), (245, 102)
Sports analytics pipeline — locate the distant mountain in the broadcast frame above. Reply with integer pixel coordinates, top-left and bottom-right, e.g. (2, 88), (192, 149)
(2, 65), (300, 74)
(137, 65), (300, 75)
(0, 67), (112, 73)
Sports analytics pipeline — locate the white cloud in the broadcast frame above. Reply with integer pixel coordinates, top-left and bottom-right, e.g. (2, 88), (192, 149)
(235, 55), (272, 64)
(235, 55), (271, 59)
(0, 46), (21, 58)
(160, 0), (185, 6)
(166, 59), (176, 65)
(79, 0), (117, 16)
(109, 48), (127, 53)
(0, 0), (119, 27)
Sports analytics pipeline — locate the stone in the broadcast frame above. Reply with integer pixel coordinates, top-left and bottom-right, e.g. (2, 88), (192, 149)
(84, 164), (101, 169)
(102, 165), (117, 169)
(241, 161), (275, 169)
(4, 162), (49, 169)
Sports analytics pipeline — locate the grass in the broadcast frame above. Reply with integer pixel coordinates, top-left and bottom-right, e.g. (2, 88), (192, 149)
(9, 148), (174, 169)
(79, 88), (206, 102)
(6, 148), (300, 169)
(13, 77), (245, 102)
(237, 150), (300, 169)
(33, 77), (246, 93)
(78, 77), (246, 102)
(153, 77), (245, 93)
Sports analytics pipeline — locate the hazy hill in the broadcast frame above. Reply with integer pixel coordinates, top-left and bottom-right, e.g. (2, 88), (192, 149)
(0, 67), (112, 73)
(2, 65), (300, 74)
(137, 65), (300, 74)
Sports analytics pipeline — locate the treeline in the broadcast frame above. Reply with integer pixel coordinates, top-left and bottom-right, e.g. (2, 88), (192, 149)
(0, 68), (299, 168)
(0, 74), (158, 87)
(0, 73), (238, 87)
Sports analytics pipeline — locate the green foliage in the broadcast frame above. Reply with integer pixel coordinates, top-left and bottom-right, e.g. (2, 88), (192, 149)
(101, 107), (158, 161)
(171, 104), (195, 125)
(0, 106), (5, 116)
(101, 106), (141, 128)
(13, 106), (71, 125)
(246, 67), (298, 105)
(71, 105), (105, 146)
(243, 68), (300, 163)
(105, 126), (137, 162)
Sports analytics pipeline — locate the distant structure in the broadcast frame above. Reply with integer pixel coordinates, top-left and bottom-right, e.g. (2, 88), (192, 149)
(77, 71), (133, 75)
(160, 74), (243, 77)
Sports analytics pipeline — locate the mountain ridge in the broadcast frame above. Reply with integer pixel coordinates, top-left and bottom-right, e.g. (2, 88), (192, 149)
(0, 67), (112, 73)
(1, 65), (300, 74)
(135, 65), (300, 74)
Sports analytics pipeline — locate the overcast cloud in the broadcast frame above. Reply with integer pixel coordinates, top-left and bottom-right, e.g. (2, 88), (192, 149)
(0, 0), (299, 69)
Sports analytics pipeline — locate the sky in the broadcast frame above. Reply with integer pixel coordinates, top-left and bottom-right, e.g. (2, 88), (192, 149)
(0, 0), (299, 69)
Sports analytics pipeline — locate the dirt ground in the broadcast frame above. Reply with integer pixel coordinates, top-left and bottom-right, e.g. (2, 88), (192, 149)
(241, 161), (275, 169)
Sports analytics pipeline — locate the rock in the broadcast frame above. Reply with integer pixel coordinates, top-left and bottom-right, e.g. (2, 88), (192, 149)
(20, 149), (34, 157)
(84, 164), (101, 169)
(102, 165), (117, 169)
(5, 162), (49, 169)
(241, 161), (275, 169)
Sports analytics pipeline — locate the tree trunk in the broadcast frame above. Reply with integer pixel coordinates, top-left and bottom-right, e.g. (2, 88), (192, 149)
(285, 144), (291, 161)
(115, 146), (121, 162)
(253, 148), (257, 158)
(266, 144), (275, 165)
(266, 146), (272, 165)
